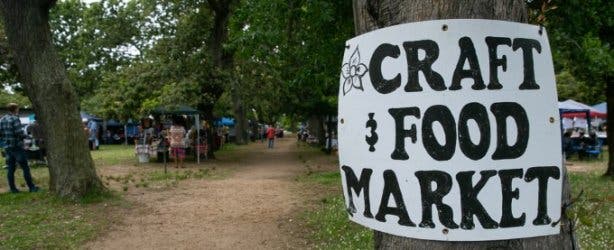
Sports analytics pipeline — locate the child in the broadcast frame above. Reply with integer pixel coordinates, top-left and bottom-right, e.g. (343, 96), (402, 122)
(169, 116), (186, 168)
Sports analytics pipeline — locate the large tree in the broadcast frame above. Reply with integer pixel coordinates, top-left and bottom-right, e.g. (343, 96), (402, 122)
(205, 0), (250, 146)
(0, 0), (104, 199)
(352, 0), (576, 249)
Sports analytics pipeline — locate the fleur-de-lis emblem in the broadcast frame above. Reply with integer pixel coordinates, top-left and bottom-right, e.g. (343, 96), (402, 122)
(341, 47), (368, 96)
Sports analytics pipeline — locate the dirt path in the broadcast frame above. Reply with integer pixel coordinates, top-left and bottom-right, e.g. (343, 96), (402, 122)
(87, 137), (316, 250)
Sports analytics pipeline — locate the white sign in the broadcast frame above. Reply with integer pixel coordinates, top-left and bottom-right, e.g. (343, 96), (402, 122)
(338, 19), (562, 241)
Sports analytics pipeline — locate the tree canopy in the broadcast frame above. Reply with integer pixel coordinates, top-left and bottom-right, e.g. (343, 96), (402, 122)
(0, 0), (608, 123)
(529, 0), (612, 104)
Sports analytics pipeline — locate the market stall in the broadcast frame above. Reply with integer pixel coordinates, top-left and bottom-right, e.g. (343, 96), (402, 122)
(151, 105), (205, 164)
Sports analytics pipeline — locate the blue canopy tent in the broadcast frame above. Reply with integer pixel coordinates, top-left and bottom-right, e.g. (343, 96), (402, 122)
(99, 119), (124, 144)
(216, 117), (235, 126)
(123, 119), (139, 145)
(559, 99), (606, 119)
(559, 100), (591, 132)
(593, 102), (606, 114)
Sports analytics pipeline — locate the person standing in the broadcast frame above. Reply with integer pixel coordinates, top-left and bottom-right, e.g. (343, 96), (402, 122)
(258, 125), (264, 143)
(87, 119), (98, 150)
(168, 116), (186, 168)
(0, 103), (39, 193)
(266, 124), (276, 149)
(217, 126), (225, 149)
(26, 119), (46, 163)
(222, 125), (230, 144)
(141, 118), (155, 144)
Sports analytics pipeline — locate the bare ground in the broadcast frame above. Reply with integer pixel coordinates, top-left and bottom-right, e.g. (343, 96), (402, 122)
(87, 137), (333, 250)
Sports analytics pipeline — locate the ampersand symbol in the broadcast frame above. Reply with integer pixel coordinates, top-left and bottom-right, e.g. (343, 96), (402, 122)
(365, 113), (378, 152)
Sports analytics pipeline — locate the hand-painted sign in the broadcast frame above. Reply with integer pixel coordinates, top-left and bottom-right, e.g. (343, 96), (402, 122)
(338, 19), (562, 241)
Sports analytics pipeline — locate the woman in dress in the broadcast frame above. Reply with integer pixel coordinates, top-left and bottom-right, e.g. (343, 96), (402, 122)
(169, 116), (187, 168)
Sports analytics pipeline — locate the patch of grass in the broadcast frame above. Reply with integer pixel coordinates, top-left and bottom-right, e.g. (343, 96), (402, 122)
(301, 171), (342, 186)
(91, 144), (136, 166)
(568, 171), (613, 249)
(305, 195), (372, 249)
(78, 188), (118, 204)
(0, 167), (48, 191)
(0, 190), (119, 250)
(110, 168), (220, 190)
(302, 155), (612, 249)
(147, 171), (175, 182)
(565, 147), (612, 248)
(219, 143), (237, 151)
(0, 145), (135, 190)
(301, 171), (372, 249)
(146, 168), (212, 182)
(0, 142), (234, 249)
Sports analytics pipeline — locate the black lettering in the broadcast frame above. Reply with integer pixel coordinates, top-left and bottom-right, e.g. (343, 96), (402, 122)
(525, 166), (560, 225)
(458, 102), (491, 160)
(422, 105), (456, 161)
(402, 40), (446, 92)
(415, 171), (458, 229)
(491, 102), (529, 160)
(499, 169), (526, 228)
(369, 43), (402, 94)
(341, 165), (373, 218)
(456, 170), (499, 229)
(485, 37), (512, 90)
(513, 38), (542, 90)
(450, 37), (486, 91)
(388, 107), (420, 160)
(375, 170), (416, 226)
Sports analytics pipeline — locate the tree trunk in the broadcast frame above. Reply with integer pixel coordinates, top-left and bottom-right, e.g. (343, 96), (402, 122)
(0, 0), (104, 199)
(605, 83), (613, 177)
(307, 115), (324, 145)
(208, 0), (234, 69)
(352, 0), (577, 249)
(207, 0), (250, 145)
(201, 0), (234, 157)
(232, 84), (248, 145)
(198, 106), (218, 159)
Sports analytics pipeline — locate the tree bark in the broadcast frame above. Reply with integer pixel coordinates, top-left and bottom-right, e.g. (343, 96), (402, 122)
(198, 106), (218, 159)
(208, 0), (234, 70)
(0, 0), (104, 199)
(605, 83), (613, 177)
(307, 115), (324, 145)
(232, 80), (248, 145)
(352, 0), (576, 249)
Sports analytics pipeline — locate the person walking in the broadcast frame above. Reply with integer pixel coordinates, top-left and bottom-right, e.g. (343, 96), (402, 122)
(266, 124), (276, 149)
(168, 116), (186, 168)
(0, 103), (39, 193)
